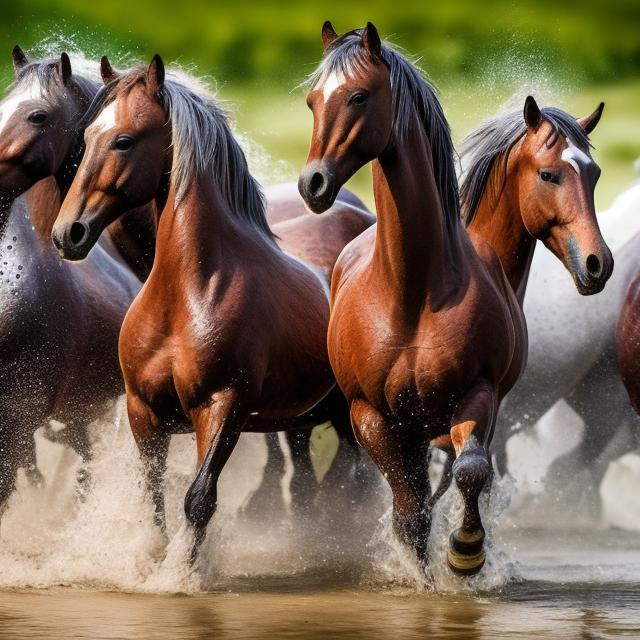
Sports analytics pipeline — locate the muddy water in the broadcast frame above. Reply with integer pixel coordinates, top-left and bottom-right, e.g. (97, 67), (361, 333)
(0, 401), (639, 638)
(1, 533), (639, 640)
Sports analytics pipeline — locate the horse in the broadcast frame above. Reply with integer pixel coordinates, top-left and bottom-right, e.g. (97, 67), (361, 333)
(457, 99), (626, 510)
(0, 48), (142, 517)
(51, 55), (365, 560)
(299, 22), (615, 574)
(48, 55), (374, 518)
(298, 22), (524, 575)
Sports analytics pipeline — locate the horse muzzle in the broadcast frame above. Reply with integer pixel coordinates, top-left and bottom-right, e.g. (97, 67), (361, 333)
(298, 160), (339, 214)
(573, 248), (614, 295)
(51, 219), (97, 261)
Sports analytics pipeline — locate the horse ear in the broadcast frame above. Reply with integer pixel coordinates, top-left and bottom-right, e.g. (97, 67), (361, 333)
(362, 22), (382, 60)
(578, 102), (604, 135)
(146, 54), (165, 96)
(321, 21), (338, 52)
(100, 55), (117, 84)
(58, 52), (72, 85)
(12, 45), (28, 74)
(523, 95), (542, 130)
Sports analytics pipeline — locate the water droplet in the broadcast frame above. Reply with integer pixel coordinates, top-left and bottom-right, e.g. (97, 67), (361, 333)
(7, 245), (12, 250)
(15, 274), (20, 279)
(17, 265), (22, 270)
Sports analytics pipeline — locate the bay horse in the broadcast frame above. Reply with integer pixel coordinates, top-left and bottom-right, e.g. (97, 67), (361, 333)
(53, 55), (375, 516)
(460, 116), (639, 514)
(0, 49), (141, 516)
(52, 55), (355, 559)
(299, 22), (529, 574)
(458, 99), (617, 494)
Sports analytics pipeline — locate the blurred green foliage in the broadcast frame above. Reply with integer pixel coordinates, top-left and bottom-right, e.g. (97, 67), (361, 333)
(1, 0), (639, 88)
(0, 1), (638, 209)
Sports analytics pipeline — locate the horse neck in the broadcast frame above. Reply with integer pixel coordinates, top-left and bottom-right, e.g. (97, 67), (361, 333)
(25, 177), (63, 242)
(466, 164), (535, 305)
(371, 113), (464, 307)
(153, 175), (250, 287)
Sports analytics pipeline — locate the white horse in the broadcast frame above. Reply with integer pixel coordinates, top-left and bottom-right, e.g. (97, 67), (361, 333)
(493, 175), (640, 515)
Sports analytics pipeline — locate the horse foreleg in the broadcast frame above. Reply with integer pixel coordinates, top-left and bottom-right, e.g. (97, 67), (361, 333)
(351, 399), (430, 564)
(0, 425), (22, 530)
(184, 390), (245, 563)
(127, 394), (170, 533)
(447, 382), (496, 576)
(425, 440), (455, 524)
(286, 430), (318, 514)
(241, 433), (287, 519)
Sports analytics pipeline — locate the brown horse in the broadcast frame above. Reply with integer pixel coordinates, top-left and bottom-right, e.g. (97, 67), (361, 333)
(299, 22), (531, 575)
(617, 275), (640, 414)
(459, 98), (614, 479)
(52, 55), (361, 559)
(0, 49), (142, 514)
(56, 56), (374, 516)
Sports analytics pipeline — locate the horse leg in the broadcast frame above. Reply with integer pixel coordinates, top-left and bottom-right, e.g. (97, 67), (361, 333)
(425, 439), (455, 525)
(447, 383), (496, 576)
(320, 387), (374, 502)
(351, 399), (430, 564)
(0, 424), (22, 529)
(286, 429), (319, 514)
(241, 433), (287, 518)
(23, 431), (44, 488)
(184, 391), (245, 562)
(127, 394), (170, 533)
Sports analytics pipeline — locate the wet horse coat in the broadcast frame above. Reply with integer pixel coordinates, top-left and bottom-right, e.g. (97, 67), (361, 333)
(52, 57), (354, 558)
(457, 101), (616, 500)
(299, 23), (527, 573)
(0, 52), (140, 512)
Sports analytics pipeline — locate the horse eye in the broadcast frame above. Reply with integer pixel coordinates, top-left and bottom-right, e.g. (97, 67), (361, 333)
(349, 92), (368, 107)
(115, 136), (134, 152)
(539, 170), (560, 184)
(27, 111), (48, 125)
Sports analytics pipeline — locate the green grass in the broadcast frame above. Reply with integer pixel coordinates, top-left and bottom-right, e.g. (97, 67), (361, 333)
(225, 79), (640, 212)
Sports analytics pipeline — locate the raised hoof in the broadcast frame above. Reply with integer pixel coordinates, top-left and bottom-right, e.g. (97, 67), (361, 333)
(447, 528), (485, 575)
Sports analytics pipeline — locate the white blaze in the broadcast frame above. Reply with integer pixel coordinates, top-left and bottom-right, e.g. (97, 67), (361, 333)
(320, 71), (345, 103)
(0, 79), (42, 135)
(88, 101), (118, 134)
(561, 137), (592, 176)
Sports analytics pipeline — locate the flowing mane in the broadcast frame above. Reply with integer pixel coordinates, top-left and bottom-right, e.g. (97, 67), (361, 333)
(308, 29), (460, 232)
(460, 106), (592, 225)
(85, 65), (274, 243)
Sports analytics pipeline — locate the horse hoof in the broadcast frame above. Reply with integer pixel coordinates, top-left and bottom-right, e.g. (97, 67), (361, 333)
(447, 528), (485, 575)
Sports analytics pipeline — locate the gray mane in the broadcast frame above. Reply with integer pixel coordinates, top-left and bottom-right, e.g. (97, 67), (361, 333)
(162, 76), (274, 243)
(96, 66), (274, 244)
(308, 29), (460, 232)
(10, 55), (100, 115)
(460, 106), (592, 225)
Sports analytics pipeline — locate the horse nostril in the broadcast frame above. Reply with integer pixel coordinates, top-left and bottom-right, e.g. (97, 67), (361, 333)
(309, 171), (325, 196)
(586, 254), (601, 277)
(69, 221), (88, 246)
